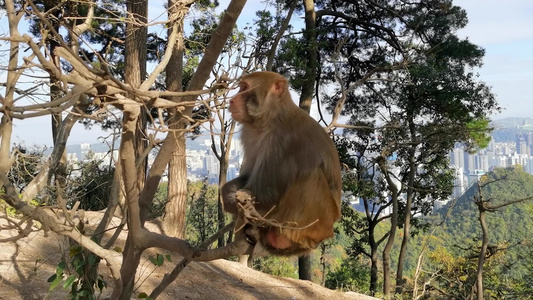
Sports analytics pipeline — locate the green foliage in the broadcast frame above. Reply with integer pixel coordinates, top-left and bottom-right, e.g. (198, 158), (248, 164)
(67, 155), (114, 211)
(6, 144), (44, 195)
(148, 182), (168, 220)
(148, 253), (172, 267)
(416, 166), (533, 298)
(0, 198), (40, 217)
(421, 241), (518, 299)
(137, 292), (153, 299)
(465, 118), (493, 152)
(185, 180), (219, 244)
(253, 256), (298, 279)
(47, 245), (106, 300)
(325, 256), (371, 293)
(1, 145), (41, 213)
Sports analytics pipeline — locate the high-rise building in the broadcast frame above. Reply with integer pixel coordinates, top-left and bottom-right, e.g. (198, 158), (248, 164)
(476, 154), (489, 172)
(80, 143), (91, 160)
(452, 167), (466, 198)
(527, 157), (533, 174)
(487, 138), (495, 152)
(451, 147), (465, 170)
(516, 133), (531, 155)
(464, 152), (476, 174)
(203, 153), (219, 177)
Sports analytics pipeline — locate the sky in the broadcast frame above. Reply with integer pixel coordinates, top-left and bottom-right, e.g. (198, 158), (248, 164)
(2, 0), (533, 146)
(453, 0), (533, 119)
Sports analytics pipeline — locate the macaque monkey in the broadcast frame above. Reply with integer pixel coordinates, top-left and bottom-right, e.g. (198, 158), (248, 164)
(222, 71), (342, 256)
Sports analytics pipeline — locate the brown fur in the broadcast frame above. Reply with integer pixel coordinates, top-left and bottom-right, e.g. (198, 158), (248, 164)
(222, 71), (341, 256)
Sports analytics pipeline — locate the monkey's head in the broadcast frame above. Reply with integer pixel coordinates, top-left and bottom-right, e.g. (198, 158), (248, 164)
(229, 71), (290, 124)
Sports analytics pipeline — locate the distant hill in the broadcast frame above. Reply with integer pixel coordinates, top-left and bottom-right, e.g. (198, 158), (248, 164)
(492, 117), (533, 128)
(491, 117), (533, 142)
(440, 166), (533, 239)
(433, 166), (533, 284)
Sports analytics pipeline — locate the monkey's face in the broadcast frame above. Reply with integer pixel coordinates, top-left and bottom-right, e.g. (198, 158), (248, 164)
(229, 72), (286, 125)
(229, 81), (256, 123)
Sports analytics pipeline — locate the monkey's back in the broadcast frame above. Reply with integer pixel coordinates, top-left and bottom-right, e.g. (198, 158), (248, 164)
(241, 106), (342, 249)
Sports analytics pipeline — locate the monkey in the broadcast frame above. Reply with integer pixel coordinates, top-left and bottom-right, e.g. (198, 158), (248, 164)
(221, 71), (342, 257)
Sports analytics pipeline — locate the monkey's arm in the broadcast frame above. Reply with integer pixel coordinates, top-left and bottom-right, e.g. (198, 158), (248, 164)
(221, 176), (249, 215)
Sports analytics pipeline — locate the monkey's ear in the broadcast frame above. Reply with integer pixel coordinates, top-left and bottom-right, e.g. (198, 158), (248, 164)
(271, 78), (287, 97)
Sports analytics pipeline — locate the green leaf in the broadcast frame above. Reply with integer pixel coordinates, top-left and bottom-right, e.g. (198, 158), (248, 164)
(156, 254), (164, 266)
(69, 245), (82, 257)
(49, 274), (63, 291)
(57, 261), (66, 273)
(47, 273), (57, 283)
(63, 275), (77, 289)
(73, 258), (86, 274)
(88, 254), (97, 266)
(148, 254), (165, 266)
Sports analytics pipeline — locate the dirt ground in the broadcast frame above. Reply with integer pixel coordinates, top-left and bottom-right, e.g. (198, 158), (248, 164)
(0, 211), (377, 300)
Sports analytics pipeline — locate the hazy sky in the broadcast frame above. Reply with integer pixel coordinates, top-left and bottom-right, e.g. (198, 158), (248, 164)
(3, 0), (533, 146)
(453, 0), (533, 119)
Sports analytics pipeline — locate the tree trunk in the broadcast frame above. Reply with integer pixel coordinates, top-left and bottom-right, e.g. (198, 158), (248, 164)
(124, 0), (149, 195)
(165, 131), (188, 238)
(368, 223), (379, 295)
(0, 0), (20, 182)
(161, 3), (188, 238)
(299, 0), (318, 114)
(395, 200), (411, 295)
(42, 3), (68, 194)
(382, 197), (397, 298)
(395, 122), (417, 295)
(265, 0), (296, 71)
(319, 244), (326, 286)
(162, 0), (247, 238)
(119, 0), (148, 297)
(216, 122), (236, 247)
(379, 159), (399, 299)
(298, 255), (312, 280)
(297, 0), (319, 281)
(217, 156), (227, 247)
(115, 106), (144, 300)
(475, 204), (488, 300)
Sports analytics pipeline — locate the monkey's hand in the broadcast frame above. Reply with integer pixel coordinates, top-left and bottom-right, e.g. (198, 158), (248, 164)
(234, 189), (272, 230)
(235, 190), (255, 210)
(235, 190), (310, 231)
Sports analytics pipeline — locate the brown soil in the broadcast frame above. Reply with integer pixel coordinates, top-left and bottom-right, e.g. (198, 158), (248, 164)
(0, 211), (377, 300)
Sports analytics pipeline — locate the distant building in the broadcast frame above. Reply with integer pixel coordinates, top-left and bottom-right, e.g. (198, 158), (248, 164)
(467, 169), (485, 186)
(476, 154), (489, 172)
(452, 167), (466, 198)
(464, 152), (475, 174)
(67, 152), (78, 162)
(203, 154), (219, 178)
(80, 143), (91, 160)
(63, 137), (247, 185)
(451, 147), (464, 170)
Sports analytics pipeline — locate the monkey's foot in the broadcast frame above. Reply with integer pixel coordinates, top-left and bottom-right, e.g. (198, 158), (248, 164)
(244, 224), (260, 245)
